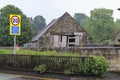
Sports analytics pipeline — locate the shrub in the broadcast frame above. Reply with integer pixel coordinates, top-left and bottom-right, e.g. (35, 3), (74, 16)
(90, 56), (109, 76)
(64, 56), (109, 76)
(64, 58), (91, 75)
(64, 68), (74, 75)
(34, 64), (47, 73)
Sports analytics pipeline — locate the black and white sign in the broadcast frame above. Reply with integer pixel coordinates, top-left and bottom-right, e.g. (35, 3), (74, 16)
(11, 16), (20, 26)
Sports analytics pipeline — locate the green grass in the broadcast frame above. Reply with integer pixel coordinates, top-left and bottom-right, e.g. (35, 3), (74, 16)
(0, 48), (80, 56)
(0, 49), (13, 54)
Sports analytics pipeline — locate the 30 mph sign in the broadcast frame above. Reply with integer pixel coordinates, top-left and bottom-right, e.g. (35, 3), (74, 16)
(10, 14), (21, 35)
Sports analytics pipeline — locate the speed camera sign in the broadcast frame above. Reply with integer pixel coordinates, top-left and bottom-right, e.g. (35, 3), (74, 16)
(10, 14), (21, 35)
(11, 16), (20, 26)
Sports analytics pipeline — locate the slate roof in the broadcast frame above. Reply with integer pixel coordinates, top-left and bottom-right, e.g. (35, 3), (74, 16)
(32, 18), (59, 42)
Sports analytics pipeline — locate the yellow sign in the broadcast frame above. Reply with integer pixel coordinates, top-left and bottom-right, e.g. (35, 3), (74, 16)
(10, 14), (21, 35)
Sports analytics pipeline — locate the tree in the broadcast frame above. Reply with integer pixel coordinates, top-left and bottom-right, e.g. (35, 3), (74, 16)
(115, 19), (120, 27)
(0, 5), (33, 46)
(114, 19), (120, 33)
(33, 15), (46, 35)
(86, 8), (116, 44)
(74, 13), (88, 27)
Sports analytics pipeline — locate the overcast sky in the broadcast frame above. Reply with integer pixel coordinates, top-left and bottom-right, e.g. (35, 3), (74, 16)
(0, 0), (120, 24)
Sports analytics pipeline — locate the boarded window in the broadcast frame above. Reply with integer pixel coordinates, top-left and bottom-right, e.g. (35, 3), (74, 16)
(53, 35), (67, 47)
(53, 35), (59, 47)
(75, 36), (79, 46)
(61, 36), (67, 47)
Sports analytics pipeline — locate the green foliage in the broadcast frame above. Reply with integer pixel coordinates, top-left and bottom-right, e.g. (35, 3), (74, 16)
(64, 68), (74, 75)
(34, 64), (47, 73)
(29, 15), (46, 36)
(34, 15), (46, 30)
(90, 56), (109, 76)
(0, 48), (80, 56)
(0, 5), (33, 46)
(64, 56), (109, 76)
(0, 51), (109, 76)
(86, 8), (116, 44)
(115, 19), (120, 31)
(64, 58), (91, 75)
(0, 49), (13, 54)
(102, 39), (111, 45)
(74, 13), (88, 27)
(115, 19), (120, 26)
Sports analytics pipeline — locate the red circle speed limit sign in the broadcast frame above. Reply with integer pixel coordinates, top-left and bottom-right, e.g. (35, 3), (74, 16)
(11, 16), (20, 26)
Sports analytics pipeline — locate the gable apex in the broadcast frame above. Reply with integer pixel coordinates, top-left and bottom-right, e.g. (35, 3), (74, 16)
(64, 12), (70, 15)
(62, 12), (72, 17)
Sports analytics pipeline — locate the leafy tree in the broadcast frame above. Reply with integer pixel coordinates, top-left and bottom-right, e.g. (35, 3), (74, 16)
(114, 19), (120, 34)
(74, 13), (88, 27)
(27, 17), (33, 23)
(0, 5), (33, 46)
(86, 8), (116, 44)
(33, 15), (46, 35)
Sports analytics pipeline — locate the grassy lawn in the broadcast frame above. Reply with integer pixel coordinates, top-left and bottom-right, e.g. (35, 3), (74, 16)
(0, 48), (80, 56)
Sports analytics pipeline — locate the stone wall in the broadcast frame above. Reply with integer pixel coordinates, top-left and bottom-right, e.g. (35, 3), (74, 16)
(60, 47), (119, 59)
(20, 47), (120, 72)
(55, 47), (120, 72)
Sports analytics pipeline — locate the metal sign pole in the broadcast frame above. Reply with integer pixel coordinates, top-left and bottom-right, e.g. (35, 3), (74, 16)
(13, 36), (16, 54)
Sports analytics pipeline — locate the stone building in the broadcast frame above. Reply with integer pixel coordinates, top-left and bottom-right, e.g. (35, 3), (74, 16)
(32, 12), (93, 49)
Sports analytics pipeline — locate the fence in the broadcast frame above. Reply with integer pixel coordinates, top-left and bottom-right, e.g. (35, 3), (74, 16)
(0, 54), (93, 74)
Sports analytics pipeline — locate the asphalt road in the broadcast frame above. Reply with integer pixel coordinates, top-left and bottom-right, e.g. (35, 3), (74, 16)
(0, 70), (120, 80)
(0, 73), (59, 80)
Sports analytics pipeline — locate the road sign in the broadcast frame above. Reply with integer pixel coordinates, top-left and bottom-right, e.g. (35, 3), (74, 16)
(11, 16), (20, 25)
(10, 14), (21, 35)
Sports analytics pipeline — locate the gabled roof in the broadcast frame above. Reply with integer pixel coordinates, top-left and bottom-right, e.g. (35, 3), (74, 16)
(32, 12), (69, 42)
(32, 17), (60, 42)
(32, 12), (92, 42)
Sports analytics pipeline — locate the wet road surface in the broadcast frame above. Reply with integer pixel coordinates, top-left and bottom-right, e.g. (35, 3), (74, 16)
(0, 73), (59, 80)
(0, 70), (120, 80)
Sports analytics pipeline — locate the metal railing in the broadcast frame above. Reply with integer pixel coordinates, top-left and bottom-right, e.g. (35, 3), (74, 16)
(0, 54), (93, 73)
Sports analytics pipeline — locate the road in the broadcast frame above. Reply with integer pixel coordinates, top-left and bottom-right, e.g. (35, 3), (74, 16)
(0, 70), (120, 80)
(0, 73), (59, 80)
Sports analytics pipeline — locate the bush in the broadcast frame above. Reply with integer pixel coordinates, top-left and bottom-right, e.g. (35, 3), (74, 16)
(64, 58), (91, 75)
(64, 56), (109, 76)
(102, 40), (110, 45)
(64, 68), (74, 75)
(90, 56), (109, 76)
(34, 64), (47, 73)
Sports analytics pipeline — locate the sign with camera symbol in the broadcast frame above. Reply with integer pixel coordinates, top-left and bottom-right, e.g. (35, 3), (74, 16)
(10, 14), (21, 35)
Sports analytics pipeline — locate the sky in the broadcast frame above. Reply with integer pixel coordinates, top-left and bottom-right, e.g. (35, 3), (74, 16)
(0, 0), (120, 24)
